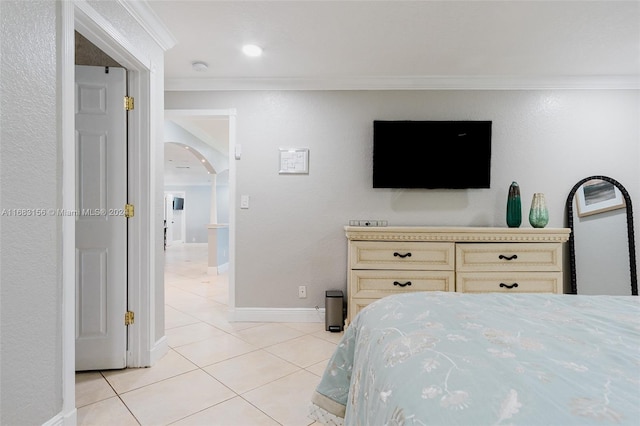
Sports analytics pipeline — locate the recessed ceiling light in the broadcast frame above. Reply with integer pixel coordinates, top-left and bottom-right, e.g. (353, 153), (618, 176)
(242, 44), (263, 57)
(191, 61), (208, 72)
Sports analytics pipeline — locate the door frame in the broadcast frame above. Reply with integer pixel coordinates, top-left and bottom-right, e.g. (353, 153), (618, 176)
(164, 109), (237, 311)
(61, 2), (169, 422)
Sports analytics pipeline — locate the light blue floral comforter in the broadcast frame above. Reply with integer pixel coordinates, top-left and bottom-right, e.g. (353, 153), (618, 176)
(311, 292), (640, 425)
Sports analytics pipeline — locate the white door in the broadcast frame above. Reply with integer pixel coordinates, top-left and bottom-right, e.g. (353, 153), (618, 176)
(172, 209), (184, 243)
(164, 194), (172, 247)
(165, 194), (175, 245)
(75, 65), (128, 371)
(165, 192), (185, 244)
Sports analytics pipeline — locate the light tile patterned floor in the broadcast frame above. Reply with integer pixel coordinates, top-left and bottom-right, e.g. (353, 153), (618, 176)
(76, 243), (340, 425)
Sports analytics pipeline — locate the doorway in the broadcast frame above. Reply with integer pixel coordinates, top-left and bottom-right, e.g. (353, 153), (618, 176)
(165, 191), (186, 246)
(164, 109), (237, 310)
(74, 29), (133, 373)
(63, 1), (169, 420)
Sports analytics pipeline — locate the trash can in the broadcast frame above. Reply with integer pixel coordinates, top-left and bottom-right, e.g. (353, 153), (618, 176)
(325, 290), (344, 332)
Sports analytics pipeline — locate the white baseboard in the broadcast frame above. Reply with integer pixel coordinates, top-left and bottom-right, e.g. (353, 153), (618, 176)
(43, 408), (76, 426)
(208, 262), (229, 275)
(42, 414), (63, 426)
(149, 335), (169, 366)
(229, 307), (326, 323)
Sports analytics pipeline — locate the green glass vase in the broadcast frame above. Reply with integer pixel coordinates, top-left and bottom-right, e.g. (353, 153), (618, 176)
(506, 182), (522, 228)
(529, 193), (549, 228)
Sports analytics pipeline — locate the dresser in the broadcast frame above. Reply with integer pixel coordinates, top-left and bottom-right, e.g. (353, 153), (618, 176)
(346, 226), (571, 323)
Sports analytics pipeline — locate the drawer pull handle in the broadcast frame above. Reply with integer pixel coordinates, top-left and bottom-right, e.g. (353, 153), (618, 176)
(393, 281), (412, 287)
(499, 283), (519, 289)
(394, 252), (412, 258)
(498, 254), (518, 261)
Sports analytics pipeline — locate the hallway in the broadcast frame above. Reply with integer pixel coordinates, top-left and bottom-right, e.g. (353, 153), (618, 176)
(75, 243), (339, 425)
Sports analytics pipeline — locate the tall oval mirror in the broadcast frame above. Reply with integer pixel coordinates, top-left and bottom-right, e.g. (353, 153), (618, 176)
(565, 176), (637, 295)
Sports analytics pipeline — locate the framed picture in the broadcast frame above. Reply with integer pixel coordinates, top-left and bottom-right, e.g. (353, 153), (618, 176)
(576, 179), (625, 217)
(279, 148), (309, 174)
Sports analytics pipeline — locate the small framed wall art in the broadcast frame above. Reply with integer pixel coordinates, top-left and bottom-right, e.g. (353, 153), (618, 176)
(279, 148), (309, 174)
(576, 178), (626, 217)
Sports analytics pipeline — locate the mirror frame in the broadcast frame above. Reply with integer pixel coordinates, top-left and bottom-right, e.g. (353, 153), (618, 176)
(565, 175), (637, 295)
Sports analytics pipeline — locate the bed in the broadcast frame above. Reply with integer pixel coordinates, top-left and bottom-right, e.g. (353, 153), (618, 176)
(310, 291), (640, 425)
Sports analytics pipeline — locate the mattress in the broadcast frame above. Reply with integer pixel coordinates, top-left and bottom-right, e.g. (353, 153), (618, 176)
(310, 291), (640, 425)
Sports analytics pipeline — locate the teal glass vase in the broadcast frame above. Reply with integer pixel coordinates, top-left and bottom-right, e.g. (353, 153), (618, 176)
(506, 182), (522, 228)
(529, 193), (549, 228)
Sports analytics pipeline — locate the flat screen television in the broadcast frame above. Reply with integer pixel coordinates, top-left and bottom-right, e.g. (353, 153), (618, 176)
(373, 120), (492, 189)
(173, 197), (184, 210)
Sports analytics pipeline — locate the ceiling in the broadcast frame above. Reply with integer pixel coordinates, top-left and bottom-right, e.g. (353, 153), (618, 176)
(164, 142), (212, 186)
(153, 1), (639, 185)
(164, 116), (229, 186)
(149, 0), (639, 91)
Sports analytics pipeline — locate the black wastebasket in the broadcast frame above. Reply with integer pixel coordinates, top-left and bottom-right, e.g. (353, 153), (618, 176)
(325, 290), (344, 332)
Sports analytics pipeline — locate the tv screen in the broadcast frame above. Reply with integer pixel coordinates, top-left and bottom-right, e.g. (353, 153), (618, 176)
(373, 120), (492, 189)
(173, 197), (184, 210)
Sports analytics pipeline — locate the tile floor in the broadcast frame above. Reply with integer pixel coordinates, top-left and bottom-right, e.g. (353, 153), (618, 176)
(75, 243), (341, 425)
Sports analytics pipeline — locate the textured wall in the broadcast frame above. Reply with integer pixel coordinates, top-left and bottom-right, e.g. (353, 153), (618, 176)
(0, 1), (62, 424)
(1, 0), (169, 422)
(166, 89), (639, 309)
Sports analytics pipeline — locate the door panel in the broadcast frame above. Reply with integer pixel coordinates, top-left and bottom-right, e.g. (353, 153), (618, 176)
(77, 249), (108, 335)
(75, 65), (127, 371)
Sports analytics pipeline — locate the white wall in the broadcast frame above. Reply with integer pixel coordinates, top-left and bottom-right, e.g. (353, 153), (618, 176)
(0, 0), (168, 423)
(166, 89), (639, 309)
(0, 2), (61, 424)
(216, 174), (230, 224)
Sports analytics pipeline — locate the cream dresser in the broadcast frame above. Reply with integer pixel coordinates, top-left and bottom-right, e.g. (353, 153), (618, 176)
(346, 226), (571, 323)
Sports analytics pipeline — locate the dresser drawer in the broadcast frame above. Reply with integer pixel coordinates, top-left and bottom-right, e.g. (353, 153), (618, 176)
(350, 241), (455, 270)
(456, 272), (562, 294)
(350, 270), (455, 298)
(456, 243), (562, 272)
(347, 298), (380, 324)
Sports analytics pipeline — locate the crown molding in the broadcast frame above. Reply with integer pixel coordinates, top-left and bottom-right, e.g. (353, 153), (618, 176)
(164, 75), (640, 91)
(118, 0), (177, 51)
(75, 0), (151, 69)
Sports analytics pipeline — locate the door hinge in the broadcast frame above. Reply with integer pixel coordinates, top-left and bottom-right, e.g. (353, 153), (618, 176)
(125, 203), (134, 218)
(124, 96), (134, 111)
(125, 311), (135, 326)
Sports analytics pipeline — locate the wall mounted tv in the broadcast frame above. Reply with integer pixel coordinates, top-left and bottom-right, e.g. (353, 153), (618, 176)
(173, 197), (184, 210)
(373, 120), (492, 189)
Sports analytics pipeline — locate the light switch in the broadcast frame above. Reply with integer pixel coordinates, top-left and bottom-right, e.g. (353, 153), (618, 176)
(234, 144), (242, 160)
(240, 195), (250, 209)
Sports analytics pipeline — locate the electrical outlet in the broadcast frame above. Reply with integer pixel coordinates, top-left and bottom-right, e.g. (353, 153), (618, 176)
(298, 285), (307, 298)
